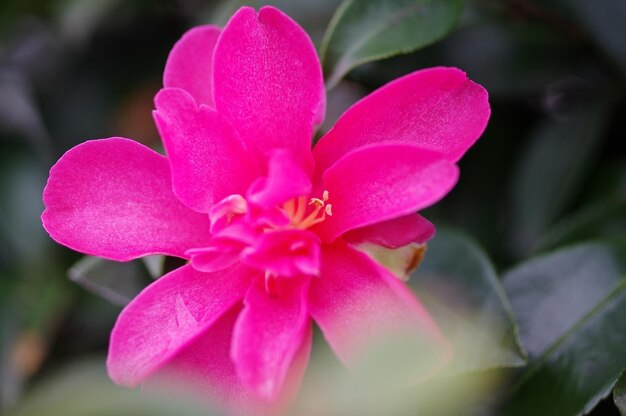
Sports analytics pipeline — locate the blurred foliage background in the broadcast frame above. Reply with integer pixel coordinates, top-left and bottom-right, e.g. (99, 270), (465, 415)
(0, 0), (625, 415)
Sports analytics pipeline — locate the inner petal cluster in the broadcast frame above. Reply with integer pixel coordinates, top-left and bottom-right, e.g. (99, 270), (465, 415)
(187, 151), (332, 288)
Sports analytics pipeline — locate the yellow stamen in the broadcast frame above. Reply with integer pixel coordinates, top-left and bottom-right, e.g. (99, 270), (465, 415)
(283, 199), (295, 218)
(293, 196), (307, 223)
(283, 191), (332, 229)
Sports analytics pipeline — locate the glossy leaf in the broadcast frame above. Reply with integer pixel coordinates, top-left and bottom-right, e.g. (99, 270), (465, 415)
(536, 162), (626, 251)
(68, 256), (152, 306)
(615, 370), (626, 415)
(501, 242), (626, 416)
(509, 98), (611, 256)
(409, 227), (526, 375)
(320, 0), (462, 88)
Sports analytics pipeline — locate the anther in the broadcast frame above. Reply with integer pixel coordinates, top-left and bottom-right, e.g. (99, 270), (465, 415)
(284, 191), (332, 229)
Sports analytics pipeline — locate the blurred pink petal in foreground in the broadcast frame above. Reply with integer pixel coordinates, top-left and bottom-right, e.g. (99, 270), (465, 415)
(42, 5), (490, 415)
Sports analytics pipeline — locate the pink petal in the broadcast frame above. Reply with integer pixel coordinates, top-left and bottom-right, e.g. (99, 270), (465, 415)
(309, 241), (451, 383)
(232, 276), (312, 401)
(247, 150), (312, 208)
(153, 304), (311, 414)
(149, 306), (264, 414)
(343, 214), (435, 248)
(315, 144), (459, 243)
(42, 138), (211, 261)
(154, 88), (258, 213)
(163, 25), (220, 108)
(187, 223), (258, 273)
(241, 229), (321, 277)
(107, 263), (254, 386)
(313, 67), (490, 175)
(213, 6), (325, 169)
(187, 247), (239, 273)
(208, 194), (248, 234)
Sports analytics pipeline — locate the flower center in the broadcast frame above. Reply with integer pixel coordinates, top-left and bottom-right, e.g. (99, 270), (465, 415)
(186, 190), (332, 281)
(282, 190), (333, 230)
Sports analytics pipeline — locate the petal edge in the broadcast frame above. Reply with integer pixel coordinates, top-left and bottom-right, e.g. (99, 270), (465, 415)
(42, 138), (212, 260)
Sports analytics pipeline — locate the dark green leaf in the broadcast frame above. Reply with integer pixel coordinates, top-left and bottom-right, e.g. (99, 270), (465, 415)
(410, 227), (526, 375)
(320, 0), (463, 88)
(142, 255), (165, 279)
(0, 151), (53, 268)
(536, 196), (626, 251)
(347, 17), (592, 99)
(319, 80), (366, 135)
(509, 98), (612, 256)
(436, 22), (589, 98)
(501, 242), (626, 415)
(567, 0), (626, 71)
(615, 370), (626, 415)
(68, 256), (151, 306)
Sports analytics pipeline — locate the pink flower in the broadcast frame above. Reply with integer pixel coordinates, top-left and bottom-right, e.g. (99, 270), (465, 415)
(42, 6), (490, 414)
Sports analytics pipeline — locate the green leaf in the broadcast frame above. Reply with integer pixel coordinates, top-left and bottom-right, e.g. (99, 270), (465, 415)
(615, 370), (626, 415)
(536, 196), (626, 251)
(433, 22), (588, 98)
(501, 242), (626, 416)
(142, 255), (166, 279)
(568, 0), (626, 71)
(409, 227), (526, 375)
(509, 98), (612, 256)
(68, 256), (151, 306)
(0, 150), (53, 268)
(320, 0), (463, 88)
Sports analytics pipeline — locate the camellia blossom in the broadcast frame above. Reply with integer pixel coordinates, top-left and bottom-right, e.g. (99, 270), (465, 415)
(42, 5), (490, 414)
